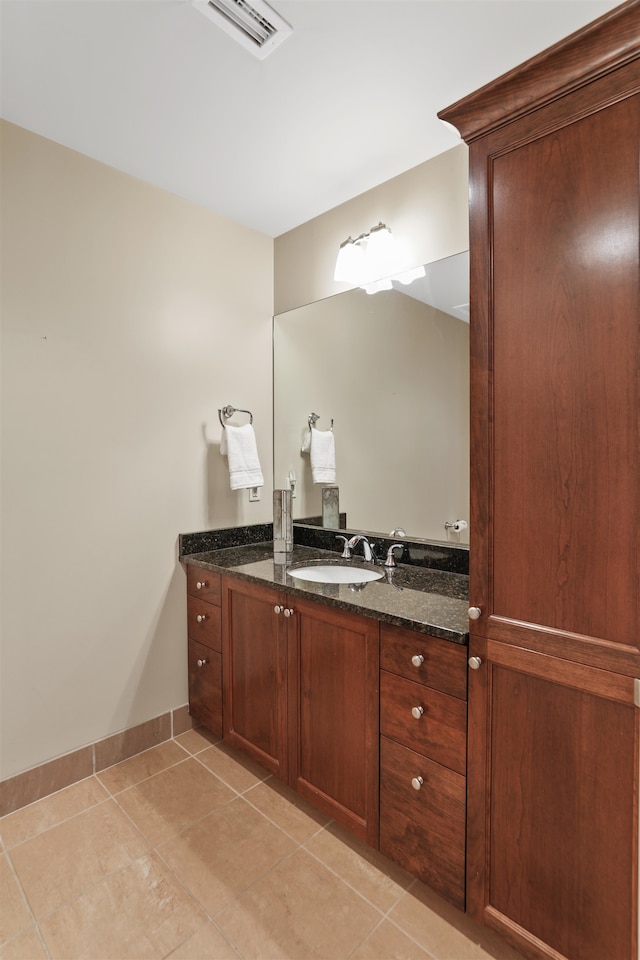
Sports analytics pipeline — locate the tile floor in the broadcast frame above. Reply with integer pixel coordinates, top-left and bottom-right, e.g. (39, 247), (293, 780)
(1, 729), (525, 960)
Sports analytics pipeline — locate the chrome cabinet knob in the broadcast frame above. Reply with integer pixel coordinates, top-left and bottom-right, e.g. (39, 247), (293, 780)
(411, 654), (424, 668)
(411, 776), (424, 791)
(196, 581), (207, 590)
(411, 706), (424, 719)
(469, 656), (483, 670)
(196, 614), (207, 623)
(468, 606), (482, 620)
(274, 605), (284, 614)
(196, 658), (208, 667)
(283, 608), (294, 618)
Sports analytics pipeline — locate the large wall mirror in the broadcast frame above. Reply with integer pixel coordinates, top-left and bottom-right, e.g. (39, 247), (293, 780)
(273, 252), (470, 545)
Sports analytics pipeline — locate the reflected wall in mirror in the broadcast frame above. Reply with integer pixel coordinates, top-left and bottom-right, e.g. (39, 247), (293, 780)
(273, 252), (470, 544)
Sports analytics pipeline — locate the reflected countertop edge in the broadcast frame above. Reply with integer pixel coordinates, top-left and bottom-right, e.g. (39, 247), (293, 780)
(182, 542), (470, 645)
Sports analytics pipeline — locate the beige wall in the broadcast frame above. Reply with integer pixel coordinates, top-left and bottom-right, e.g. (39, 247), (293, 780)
(0, 122), (273, 779)
(274, 144), (468, 314)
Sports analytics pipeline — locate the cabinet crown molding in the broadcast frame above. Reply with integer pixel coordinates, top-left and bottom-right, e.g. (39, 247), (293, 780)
(438, 0), (640, 143)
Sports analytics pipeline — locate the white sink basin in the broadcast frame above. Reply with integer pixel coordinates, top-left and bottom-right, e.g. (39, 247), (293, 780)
(288, 564), (383, 584)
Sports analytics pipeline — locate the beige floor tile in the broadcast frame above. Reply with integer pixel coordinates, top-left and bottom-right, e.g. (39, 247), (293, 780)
(351, 919), (437, 960)
(0, 853), (32, 944)
(196, 742), (271, 793)
(9, 798), (148, 919)
(97, 740), (190, 794)
(0, 926), (48, 960)
(244, 776), (329, 843)
(115, 757), (235, 845)
(174, 728), (221, 755)
(0, 777), (109, 849)
(39, 852), (207, 960)
(389, 884), (526, 960)
(166, 920), (240, 959)
(305, 822), (413, 913)
(216, 847), (382, 959)
(159, 796), (296, 916)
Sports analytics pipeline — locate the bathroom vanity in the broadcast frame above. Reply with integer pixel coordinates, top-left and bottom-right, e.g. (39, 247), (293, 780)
(182, 538), (469, 908)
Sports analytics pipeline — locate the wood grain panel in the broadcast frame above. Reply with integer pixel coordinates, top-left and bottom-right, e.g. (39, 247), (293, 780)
(380, 671), (466, 775)
(379, 736), (465, 909)
(487, 660), (637, 960)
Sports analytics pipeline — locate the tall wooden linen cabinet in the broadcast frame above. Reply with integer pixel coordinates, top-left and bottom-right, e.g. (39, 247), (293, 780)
(440, 4), (640, 960)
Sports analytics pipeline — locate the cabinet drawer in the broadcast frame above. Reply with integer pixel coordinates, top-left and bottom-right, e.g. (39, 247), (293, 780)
(380, 623), (467, 700)
(188, 638), (222, 737)
(187, 598), (221, 651)
(186, 566), (221, 605)
(380, 736), (465, 909)
(380, 670), (466, 775)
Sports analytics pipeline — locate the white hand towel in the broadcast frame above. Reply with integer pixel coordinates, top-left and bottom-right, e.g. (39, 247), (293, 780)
(220, 423), (264, 491)
(310, 426), (336, 484)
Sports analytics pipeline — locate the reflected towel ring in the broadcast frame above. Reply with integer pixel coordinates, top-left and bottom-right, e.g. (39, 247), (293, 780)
(219, 405), (254, 428)
(308, 412), (334, 430)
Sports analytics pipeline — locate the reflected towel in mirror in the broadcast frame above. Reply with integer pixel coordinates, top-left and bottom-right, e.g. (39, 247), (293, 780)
(310, 426), (336, 483)
(220, 423), (264, 490)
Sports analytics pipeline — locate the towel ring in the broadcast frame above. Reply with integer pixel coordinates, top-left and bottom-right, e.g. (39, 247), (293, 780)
(308, 412), (334, 430)
(219, 405), (253, 427)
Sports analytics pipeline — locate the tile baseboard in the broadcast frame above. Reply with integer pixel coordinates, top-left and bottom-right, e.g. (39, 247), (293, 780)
(0, 705), (194, 818)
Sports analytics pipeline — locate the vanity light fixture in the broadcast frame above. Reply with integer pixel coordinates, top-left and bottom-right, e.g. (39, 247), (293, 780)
(333, 222), (425, 294)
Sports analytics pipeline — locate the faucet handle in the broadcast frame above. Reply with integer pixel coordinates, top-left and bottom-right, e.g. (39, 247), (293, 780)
(336, 535), (352, 559)
(385, 544), (404, 567)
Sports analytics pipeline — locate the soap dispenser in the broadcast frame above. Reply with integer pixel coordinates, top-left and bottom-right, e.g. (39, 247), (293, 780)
(273, 489), (293, 560)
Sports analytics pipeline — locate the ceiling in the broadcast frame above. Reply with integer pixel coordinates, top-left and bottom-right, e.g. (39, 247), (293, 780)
(0, 0), (618, 238)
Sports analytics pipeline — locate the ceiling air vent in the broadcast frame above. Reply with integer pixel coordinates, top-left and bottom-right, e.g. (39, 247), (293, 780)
(192, 0), (293, 59)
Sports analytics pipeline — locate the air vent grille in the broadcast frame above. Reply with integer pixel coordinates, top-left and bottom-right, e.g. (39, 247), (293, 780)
(192, 0), (293, 59)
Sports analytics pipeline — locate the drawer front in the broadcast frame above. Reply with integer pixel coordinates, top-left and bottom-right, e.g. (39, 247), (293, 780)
(188, 638), (222, 737)
(186, 565), (221, 605)
(187, 597), (222, 651)
(380, 623), (467, 700)
(380, 671), (466, 775)
(380, 736), (465, 910)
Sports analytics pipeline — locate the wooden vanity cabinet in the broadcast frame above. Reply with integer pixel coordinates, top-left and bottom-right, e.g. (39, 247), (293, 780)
(440, 5), (640, 959)
(222, 574), (379, 844)
(186, 565), (222, 737)
(379, 623), (467, 909)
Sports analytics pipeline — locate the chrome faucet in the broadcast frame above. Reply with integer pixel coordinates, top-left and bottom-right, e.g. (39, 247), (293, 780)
(347, 534), (375, 563)
(384, 543), (404, 567)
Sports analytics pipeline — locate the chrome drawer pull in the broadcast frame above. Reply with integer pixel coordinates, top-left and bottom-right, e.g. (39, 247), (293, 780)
(411, 706), (424, 719)
(469, 656), (483, 670)
(196, 658), (208, 667)
(274, 605), (284, 614)
(196, 581), (207, 590)
(196, 614), (207, 623)
(411, 654), (424, 668)
(411, 776), (424, 791)
(283, 608), (294, 617)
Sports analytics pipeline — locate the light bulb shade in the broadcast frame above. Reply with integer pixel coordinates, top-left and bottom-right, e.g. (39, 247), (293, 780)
(365, 223), (399, 282)
(334, 237), (367, 283)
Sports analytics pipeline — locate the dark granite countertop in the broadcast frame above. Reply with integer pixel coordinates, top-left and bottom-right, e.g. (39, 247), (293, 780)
(182, 542), (470, 645)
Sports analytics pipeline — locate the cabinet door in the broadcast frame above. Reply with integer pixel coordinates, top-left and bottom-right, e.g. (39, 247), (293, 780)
(188, 638), (222, 737)
(287, 596), (379, 845)
(467, 639), (639, 960)
(467, 76), (640, 677)
(222, 576), (288, 780)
